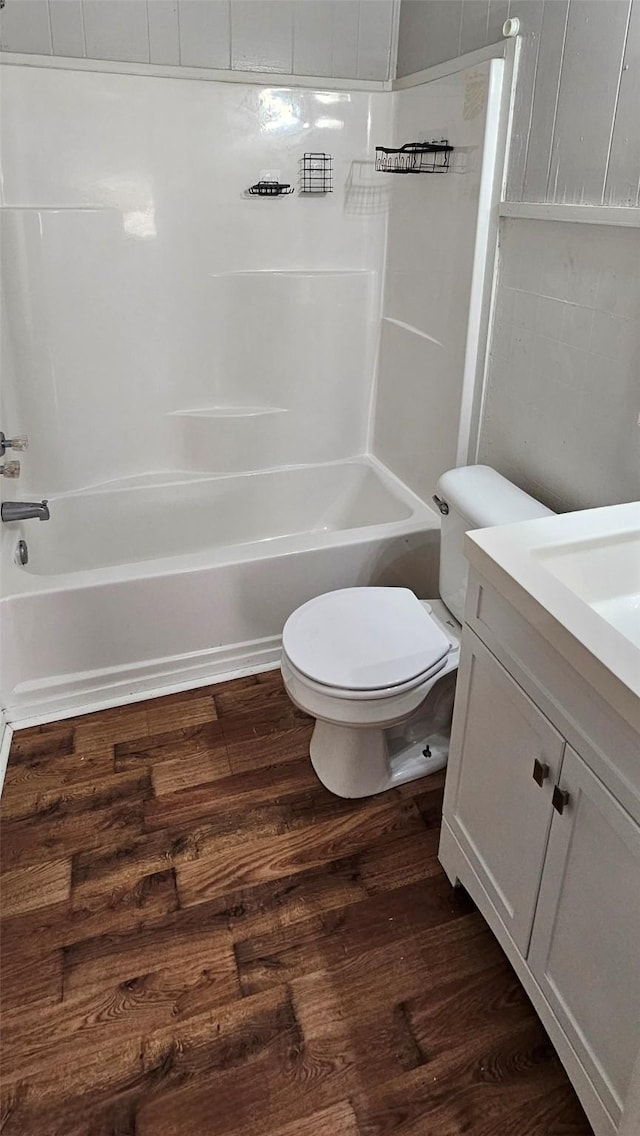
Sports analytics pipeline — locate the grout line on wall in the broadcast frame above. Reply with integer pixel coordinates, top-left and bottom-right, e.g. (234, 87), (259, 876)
(517, 0), (545, 204)
(145, 0), (151, 66)
(177, 0), (183, 68)
(227, 1), (232, 71)
(601, 0), (634, 207)
(45, 0), (54, 56)
(355, 0), (361, 82)
(543, 0), (570, 204)
(388, 0), (402, 83)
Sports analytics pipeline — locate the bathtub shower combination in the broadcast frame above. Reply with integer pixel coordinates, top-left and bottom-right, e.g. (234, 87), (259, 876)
(0, 58), (504, 723)
(1, 460), (438, 719)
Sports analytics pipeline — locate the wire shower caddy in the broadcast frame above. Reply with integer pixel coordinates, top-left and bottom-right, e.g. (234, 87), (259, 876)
(300, 153), (333, 193)
(375, 141), (453, 174)
(246, 180), (294, 196)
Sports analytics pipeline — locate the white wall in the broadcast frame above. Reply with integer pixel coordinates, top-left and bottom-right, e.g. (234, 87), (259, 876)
(0, 0), (397, 82)
(397, 0), (640, 207)
(396, 0), (640, 510)
(373, 61), (494, 500)
(479, 220), (640, 510)
(0, 63), (390, 495)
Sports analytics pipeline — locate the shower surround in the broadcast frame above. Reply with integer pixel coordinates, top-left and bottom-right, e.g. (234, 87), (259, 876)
(0, 59), (497, 721)
(1, 67), (390, 492)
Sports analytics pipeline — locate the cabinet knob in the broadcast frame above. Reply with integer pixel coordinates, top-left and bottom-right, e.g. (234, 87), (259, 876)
(552, 785), (570, 815)
(532, 759), (550, 787)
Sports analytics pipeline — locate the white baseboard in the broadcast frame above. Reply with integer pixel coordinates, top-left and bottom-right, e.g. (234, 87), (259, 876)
(0, 712), (14, 795)
(6, 637), (282, 730)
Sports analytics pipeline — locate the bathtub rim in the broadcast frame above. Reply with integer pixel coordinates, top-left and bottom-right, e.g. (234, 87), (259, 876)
(1, 455), (440, 598)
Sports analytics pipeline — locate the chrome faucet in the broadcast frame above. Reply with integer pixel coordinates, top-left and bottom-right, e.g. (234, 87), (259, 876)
(1, 500), (50, 522)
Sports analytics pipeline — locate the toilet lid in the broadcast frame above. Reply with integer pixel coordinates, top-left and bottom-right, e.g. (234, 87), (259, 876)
(282, 587), (451, 691)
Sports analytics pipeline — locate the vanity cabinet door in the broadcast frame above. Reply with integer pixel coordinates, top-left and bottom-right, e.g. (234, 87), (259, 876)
(528, 745), (640, 1125)
(443, 630), (565, 954)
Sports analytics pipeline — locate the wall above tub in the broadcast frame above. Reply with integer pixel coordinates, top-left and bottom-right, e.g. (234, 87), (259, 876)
(396, 0), (640, 209)
(0, 65), (391, 495)
(0, 0), (398, 84)
(478, 218), (640, 511)
(372, 62), (495, 504)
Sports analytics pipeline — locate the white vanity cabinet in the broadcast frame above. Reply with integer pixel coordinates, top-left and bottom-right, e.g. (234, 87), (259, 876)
(442, 632), (564, 954)
(439, 571), (640, 1136)
(530, 743), (640, 1123)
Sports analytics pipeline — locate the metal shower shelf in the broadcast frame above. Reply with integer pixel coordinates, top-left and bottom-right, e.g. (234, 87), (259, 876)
(375, 141), (453, 174)
(247, 180), (294, 197)
(300, 153), (333, 194)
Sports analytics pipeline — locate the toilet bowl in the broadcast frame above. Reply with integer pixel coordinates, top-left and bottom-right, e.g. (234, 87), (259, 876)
(281, 465), (553, 798)
(282, 588), (460, 798)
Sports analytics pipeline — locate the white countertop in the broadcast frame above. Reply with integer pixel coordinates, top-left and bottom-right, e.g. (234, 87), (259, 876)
(465, 501), (640, 735)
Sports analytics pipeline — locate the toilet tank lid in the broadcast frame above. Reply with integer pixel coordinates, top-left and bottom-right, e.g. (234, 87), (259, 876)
(436, 465), (554, 529)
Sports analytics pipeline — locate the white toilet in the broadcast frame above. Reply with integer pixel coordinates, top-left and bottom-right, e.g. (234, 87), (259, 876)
(281, 465), (553, 798)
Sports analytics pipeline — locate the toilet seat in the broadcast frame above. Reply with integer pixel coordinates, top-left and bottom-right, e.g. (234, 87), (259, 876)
(282, 647), (450, 702)
(282, 587), (451, 694)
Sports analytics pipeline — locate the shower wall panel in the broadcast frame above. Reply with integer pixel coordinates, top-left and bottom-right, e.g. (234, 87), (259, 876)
(0, 64), (390, 495)
(373, 62), (493, 502)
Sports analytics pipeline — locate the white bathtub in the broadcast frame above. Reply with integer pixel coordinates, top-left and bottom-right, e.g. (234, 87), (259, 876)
(1, 458), (439, 724)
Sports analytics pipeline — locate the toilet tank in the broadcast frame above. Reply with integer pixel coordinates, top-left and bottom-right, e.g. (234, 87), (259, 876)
(435, 465), (554, 624)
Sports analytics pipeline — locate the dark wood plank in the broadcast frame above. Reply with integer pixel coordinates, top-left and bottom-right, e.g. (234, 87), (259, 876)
(151, 741), (231, 795)
(1, 745), (115, 817)
(1, 867), (179, 955)
(267, 1101), (361, 1136)
(0, 948), (64, 1016)
(0, 671), (593, 1136)
(222, 716), (314, 774)
(0, 798), (148, 870)
(214, 677), (309, 721)
(145, 691), (218, 734)
(72, 704), (150, 749)
(1, 857), (72, 915)
(8, 722), (75, 762)
(143, 756), (318, 832)
(114, 720), (226, 772)
(0, 767), (150, 823)
(0, 1030), (145, 1136)
(63, 919), (239, 1007)
(175, 796), (426, 906)
(352, 1024), (587, 1136)
(234, 876), (475, 995)
(0, 769), (152, 869)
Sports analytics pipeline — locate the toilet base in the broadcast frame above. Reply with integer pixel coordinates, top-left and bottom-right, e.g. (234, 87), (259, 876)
(309, 719), (450, 799)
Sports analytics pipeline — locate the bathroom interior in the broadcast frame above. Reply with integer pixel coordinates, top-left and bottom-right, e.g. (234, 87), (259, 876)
(0, 0), (638, 1133)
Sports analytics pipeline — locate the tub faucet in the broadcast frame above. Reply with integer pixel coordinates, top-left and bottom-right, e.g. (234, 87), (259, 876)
(1, 500), (50, 522)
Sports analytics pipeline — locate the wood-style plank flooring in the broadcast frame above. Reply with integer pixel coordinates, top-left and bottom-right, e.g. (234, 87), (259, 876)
(0, 671), (593, 1135)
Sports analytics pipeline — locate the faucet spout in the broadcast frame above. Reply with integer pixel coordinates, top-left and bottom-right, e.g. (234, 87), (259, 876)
(1, 500), (50, 522)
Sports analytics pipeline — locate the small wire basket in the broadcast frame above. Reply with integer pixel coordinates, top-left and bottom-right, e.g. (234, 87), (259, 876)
(300, 153), (333, 193)
(375, 141), (453, 174)
(247, 180), (294, 197)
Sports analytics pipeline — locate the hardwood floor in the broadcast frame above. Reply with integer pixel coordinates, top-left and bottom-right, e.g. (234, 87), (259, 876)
(0, 671), (593, 1135)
